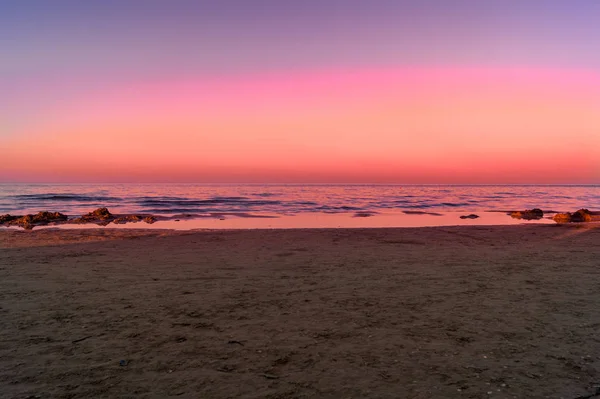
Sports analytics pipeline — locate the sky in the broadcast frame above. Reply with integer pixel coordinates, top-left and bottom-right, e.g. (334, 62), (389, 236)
(1, 0), (599, 183)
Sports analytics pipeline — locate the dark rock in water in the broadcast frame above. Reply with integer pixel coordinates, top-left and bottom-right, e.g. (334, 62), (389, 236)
(571, 209), (592, 223)
(71, 207), (115, 224)
(88, 207), (113, 220)
(460, 214), (479, 219)
(32, 211), (68, 223)
(113, 215), (142, 224)
(553, 209), (594, 223)
(10, 215), (33, 229)
(509, 208), (544, 220)
(353, 212), (374, 218)
(69, 208), (159, 226)
(553, 213), (572, 223)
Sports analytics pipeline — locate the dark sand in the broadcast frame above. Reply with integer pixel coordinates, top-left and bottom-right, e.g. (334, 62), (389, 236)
(1, 224), (600, 398)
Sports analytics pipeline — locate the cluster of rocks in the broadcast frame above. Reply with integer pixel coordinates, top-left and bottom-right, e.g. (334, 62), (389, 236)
(0, 208), (158, 230)
(553, 209), (597, 223)
(0, 211), (68, 230)
(70, 208), (157, 226)
(457, 208), (598, 224)
(509, 208), (544, 220)
(507, 208), (598, 223)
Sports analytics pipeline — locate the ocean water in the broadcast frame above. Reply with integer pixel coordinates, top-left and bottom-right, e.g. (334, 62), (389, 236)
(1, 184), (598, 217)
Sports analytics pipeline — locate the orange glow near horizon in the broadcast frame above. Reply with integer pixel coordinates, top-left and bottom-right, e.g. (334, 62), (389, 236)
(3, 67), (600, 183)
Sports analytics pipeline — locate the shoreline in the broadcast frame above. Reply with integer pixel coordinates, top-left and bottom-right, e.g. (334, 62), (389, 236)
(0, 209), (582, 231)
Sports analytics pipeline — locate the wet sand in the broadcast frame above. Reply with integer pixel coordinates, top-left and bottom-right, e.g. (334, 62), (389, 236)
(1, 224), (600, 398)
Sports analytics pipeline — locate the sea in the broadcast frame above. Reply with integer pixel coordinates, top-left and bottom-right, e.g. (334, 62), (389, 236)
(1, 184), (599, 229)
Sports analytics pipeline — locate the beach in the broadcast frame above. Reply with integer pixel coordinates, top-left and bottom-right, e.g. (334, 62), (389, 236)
(1, 224), (600, 398)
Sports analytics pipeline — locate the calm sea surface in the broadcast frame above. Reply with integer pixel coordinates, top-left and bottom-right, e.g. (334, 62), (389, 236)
(0, 184), (598, 217)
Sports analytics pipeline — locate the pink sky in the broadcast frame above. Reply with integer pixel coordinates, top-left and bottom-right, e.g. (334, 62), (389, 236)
(3, 67), (600, 183)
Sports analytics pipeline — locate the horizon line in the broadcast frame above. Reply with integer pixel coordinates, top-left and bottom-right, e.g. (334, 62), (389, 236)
(1, 182), (599, 186)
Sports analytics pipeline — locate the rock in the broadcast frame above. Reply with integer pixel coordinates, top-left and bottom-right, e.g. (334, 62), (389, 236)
(17, 215), (34, 230)
(529, 208), (544, 218)
(553, 213), (572, 223)
(113, 215), (142, 224)
(70, 209), (158, 226)
(32, 211), (68, 223)
(509, 208), (544, 220)
(3, 211), (68, 229)
(571, 209), (592, 223)
(460, 214), (480, 219)
(353, 212), (374, 218)
(71, 208), (115, 224)
(89, 207), (113, 220)
(0, 214), (18, 224)
(553, 209), (594, 223)
(1, 208), (162, 229)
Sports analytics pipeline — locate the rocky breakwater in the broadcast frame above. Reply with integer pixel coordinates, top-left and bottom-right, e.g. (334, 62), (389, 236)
(553, 209), (600, 224)
(0, 208), (158, 230)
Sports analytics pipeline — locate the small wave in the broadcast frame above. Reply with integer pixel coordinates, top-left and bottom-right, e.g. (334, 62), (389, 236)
(137, 196), (189, 201)
(400, 204), (435, 209)
(136, 198), (282, 207)
(143, 208), (217, 214)
(441, 202), (471, 207)
(290, 201), (319, 206)
(315, 205), (363, 211)
(12, 193), (122, 202)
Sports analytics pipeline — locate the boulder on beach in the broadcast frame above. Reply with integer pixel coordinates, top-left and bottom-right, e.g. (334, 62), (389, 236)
(553, 209), (594, 223)
(509, 208), (544, 220)
(460, 214), (479, 219)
